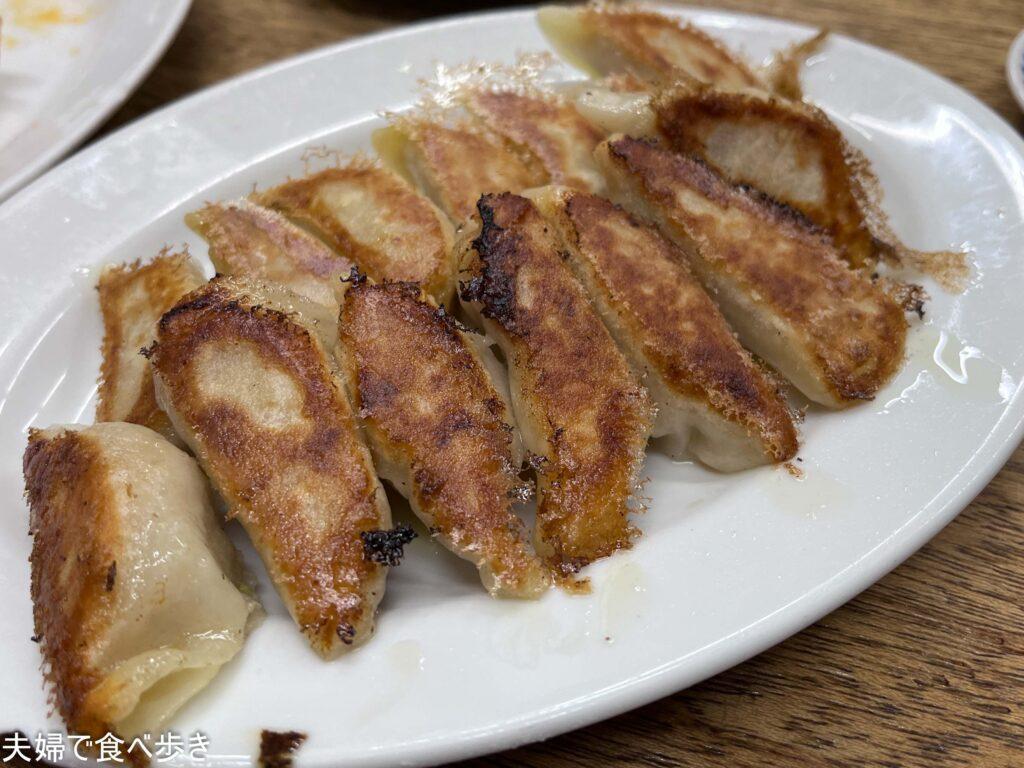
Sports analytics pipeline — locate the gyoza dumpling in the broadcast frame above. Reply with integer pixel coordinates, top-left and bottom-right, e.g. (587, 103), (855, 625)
(96, 253), (205, 440)
(186, 198), (353, 314)
(459, 192), (653, 577)
(253, 161), (458, 305)
(337, 280), (551, 598)
(538, 4), (765, 91)
(651, 82), (879, 269)
(149, 276), (391, 657)
(374, 117), (545, 224)
(460, 87), (605, 193)
(23, 422), (259, 743)
(596, 135), (908, 408)
(530, 186), (799, 471)
(651, 83), (967, 287)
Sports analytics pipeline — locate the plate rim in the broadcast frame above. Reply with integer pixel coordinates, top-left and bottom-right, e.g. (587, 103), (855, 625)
(0, 0), (194, 201)
(3, 6), (1024, 766)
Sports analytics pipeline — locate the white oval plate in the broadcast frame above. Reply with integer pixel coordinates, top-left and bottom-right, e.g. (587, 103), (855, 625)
(2, 6), (1024, 767)
(0, 0), (192, 201)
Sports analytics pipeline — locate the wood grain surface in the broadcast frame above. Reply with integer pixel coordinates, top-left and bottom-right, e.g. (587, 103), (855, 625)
(97, 1), (1024, 766)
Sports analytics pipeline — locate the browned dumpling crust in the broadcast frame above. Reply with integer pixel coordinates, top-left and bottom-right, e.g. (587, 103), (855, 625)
(23, 422), (257, 742)
(597, 136), (907, 408)
(652, 82), (879, 269)
(337, 280), (551, 597)
(187, 198), (353, 312)
(462, 88), (605, 192)
(459, 192), (653, 577)
(149, 277), (390, 657)
(374, 118), (545, 224)
(532, 186), (799, 471)
(96, 253), (205, 439)
(254, 162), (457, 305)
(538, 4), (765, 91)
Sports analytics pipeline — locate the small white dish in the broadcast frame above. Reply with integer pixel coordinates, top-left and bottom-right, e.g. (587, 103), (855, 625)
(0, 0), (192, 201)
(1008, 29), (1024, 112)
(1, 6), (1024, 767)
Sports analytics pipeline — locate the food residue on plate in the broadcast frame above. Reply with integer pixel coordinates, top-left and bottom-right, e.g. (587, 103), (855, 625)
(4, 0), (90, 31)
(259, 730), (307, 768)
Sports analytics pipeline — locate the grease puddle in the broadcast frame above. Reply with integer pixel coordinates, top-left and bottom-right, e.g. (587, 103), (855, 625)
(882, 324), (1014, 412)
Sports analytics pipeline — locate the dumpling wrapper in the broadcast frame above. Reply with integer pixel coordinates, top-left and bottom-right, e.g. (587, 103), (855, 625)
(96, 253), (205, 441)
(530, 186), (799, 471)
(596, 135), (908, 408)
(374, 117), (545, 224)
(187, 198), (353, 314)
(150, 276), (391, 657)
(253, 162), (458, 305)
(23, 421), (259, 742)
(336, 280), (551, 598)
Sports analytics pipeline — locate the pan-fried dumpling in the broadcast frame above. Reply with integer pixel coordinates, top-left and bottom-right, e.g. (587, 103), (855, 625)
(186, 198), (353, 314)
(652, 82), (880, 269)
(96, 253), (205, 440)
(530, 186), (799, 471)
(461, 87), (605, 193)
(596, 135), (907, 408)
(651, 83), (968, 287)
(337, 280), (551, 598)
(23, 421), (259, 742)
(253, 162), (458, 305)
(374, 117), (545, 224)
(538, 4), (765, 91)
(458, 192), (653, 576)
(149, 276), (391, 657)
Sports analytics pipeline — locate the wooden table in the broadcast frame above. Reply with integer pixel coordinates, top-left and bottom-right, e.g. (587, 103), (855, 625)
(101, 1), (1024, 765)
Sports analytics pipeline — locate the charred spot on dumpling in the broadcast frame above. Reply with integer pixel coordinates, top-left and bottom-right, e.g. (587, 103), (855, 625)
(360, 523), (417, 567)
(891, 281), (928, 319)
(335, 623), (356, 645)
(104, 561), (117, 592)
(340, 265), (367, 286)
(467, 194), (532, 330)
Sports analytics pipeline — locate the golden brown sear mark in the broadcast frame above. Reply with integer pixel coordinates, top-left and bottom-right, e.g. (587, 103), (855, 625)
(150, 276), (390, 657)
(459, 192), (653, 576)
(187, 198), (352, 313)
(254, 161), (458, 305)
(538, 4), (765, 91)
(338, 280), (550, 597)
(462, 88), (605, 193)
(96, 252), (204, 440)
(24, 427), (118, 739)
(652, 82), (878, 269)
(597, 136), (907, 408)
(532, 186), (798, 471)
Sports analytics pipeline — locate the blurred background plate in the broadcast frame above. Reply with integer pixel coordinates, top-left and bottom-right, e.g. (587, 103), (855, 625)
(0, 0), (192, 201)
(1008, 28), (1024, 112)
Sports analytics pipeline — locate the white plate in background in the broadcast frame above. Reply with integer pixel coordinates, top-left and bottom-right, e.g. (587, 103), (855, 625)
(1008, 28), (1024, 112)
(1, 7), (1023, 767)
(0, 0), (192, 200)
